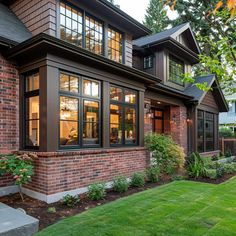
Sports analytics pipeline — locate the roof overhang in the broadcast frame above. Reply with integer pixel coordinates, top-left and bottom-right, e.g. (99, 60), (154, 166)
(7, 33), (160, 85)
(134, 37), (199, 64)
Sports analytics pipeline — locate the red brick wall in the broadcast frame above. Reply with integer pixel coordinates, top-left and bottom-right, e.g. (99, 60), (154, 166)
(0, 53), (19, 154)
(23, 147), (149, 195)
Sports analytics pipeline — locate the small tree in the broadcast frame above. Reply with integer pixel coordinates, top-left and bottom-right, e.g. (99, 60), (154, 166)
(0, 153), (37, 201)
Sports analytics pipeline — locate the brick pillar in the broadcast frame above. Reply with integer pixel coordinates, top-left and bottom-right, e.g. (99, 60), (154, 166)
(0, 53), (19, 153)
(170, 105), (187, 153)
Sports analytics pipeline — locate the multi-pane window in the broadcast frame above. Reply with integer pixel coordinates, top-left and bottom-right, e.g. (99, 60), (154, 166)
(110, 86), (137, 146)
(60, 2), (83, 47)
(24, 73), (40, 148)
(144, 56), (153, 69)
(169, 55), (184, 86)
(59, 72), (101, 148)
(108, 27), (123, 63)
(85, 16), (103, 55)
(197, 110), (215, 153)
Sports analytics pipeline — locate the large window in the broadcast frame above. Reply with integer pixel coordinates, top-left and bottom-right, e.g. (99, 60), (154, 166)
(60, 2), (124, 62)
(110, 86), (137, 146)
(24, 73), (40, 148)
(59, 72), (101, 148)
(197, 110), (215, 153)
(144, 56), (153, 69)
(108, 27), (123, 63)
(169, 55), (184, 86)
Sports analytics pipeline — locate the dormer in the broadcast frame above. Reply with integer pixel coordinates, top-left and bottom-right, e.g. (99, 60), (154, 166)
(3, 0), (151, 67)
(133, 23), (201, 91)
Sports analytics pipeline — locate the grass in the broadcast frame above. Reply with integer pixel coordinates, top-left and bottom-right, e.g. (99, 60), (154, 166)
(37, 177), (236, 236)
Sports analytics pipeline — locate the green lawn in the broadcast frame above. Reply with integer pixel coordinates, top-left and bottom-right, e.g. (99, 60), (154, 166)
(37, 177), (236, 236)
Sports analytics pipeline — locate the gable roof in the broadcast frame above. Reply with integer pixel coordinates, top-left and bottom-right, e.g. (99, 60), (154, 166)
(0, 3), (31, 46)
(133, 22), (201, 54)
(185, 74), (228, 112)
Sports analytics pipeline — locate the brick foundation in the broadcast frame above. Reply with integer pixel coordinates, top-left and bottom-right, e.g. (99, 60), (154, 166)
(22, 147), (149, 197)
(0, 53), (19, 154)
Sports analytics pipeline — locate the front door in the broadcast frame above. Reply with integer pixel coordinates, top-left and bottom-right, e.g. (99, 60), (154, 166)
(152, 109), (164, 134)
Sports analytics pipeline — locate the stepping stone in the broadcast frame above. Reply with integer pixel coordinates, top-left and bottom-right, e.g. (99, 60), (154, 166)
(0, 203), (39, 236)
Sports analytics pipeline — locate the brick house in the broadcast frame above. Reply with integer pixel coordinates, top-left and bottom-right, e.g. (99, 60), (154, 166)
(0, 0), (228, 203)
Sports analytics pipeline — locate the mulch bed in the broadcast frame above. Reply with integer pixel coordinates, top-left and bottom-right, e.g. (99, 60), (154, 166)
(0, 173), (235, 230)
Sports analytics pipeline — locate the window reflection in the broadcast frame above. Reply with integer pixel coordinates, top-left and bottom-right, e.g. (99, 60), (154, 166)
(169, 55), (184, 86)
(60, 96), (79, 146)
(60, 2), (83, 47)
(85, 15), (103, 55)
(26, 73), (39, 92)
(125, 108), (136, 144)
(125, 90), (136, 104)
(26, 96), (40, 146)
(108, 28), (123, 63)
(110, 86), (122, 101)
(110, 104), (122, 144)
(60, 73), (79, 93)
(83, 100), (99, 145)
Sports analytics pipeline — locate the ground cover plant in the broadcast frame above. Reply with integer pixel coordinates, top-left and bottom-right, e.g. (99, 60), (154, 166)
(36, 177), (236, 236)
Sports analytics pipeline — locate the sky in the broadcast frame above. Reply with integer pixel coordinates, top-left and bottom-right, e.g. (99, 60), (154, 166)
(115, 0), (178, 23)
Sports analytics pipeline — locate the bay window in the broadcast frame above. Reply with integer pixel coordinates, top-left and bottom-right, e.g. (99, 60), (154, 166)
(24, 73), (40, 148)
(59, 72), (101, 148)
(110, 86), (138, 146)
(197, 110), (215, 152)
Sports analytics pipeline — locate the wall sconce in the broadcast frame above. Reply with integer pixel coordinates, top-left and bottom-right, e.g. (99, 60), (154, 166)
(172, 114), (177, 123)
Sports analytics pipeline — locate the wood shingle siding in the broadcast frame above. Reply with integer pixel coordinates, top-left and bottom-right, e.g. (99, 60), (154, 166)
(10, 0), (56, 36)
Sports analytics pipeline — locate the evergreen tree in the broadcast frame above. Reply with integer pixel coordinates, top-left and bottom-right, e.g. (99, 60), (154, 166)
(144, 0), (170, 33)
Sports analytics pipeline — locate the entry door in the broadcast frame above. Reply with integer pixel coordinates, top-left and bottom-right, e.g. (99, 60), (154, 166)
(152, 109), (164, 134)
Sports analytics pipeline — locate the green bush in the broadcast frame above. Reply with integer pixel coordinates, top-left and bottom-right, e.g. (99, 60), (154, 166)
(225, 149), (232, 158)
(219, 126), (235, 138)
(206, 169), (217, 179)
(171, 175), (185, 181)
(187, 152), (206, 178)
(112, 177), (129, 193)
(88, 183), (106, 200)
(146, 166), (160, 183)
(223, 163), (236, 174)
(145, 134), (185, 174)
(62, 194), (80, 207)
(131, 172), (145, 187)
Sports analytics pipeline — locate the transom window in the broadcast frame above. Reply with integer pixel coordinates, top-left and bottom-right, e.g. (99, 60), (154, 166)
(197, 110), (215, 153)
(144, 56), (153, 69)
(110, 86), (137, 146)
(59, 72), (101, 148)
(108, 28), (123, 63)
(24, 72), (40, 149)
(169, 55), (184, 86)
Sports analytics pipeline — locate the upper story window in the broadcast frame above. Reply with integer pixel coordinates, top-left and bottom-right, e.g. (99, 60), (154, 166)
(108, 27), (123, 63)
(85, 15), (103, 55)
(110, 86), (137, 146)
(24, 72), (40, 149)
(60, 2), (83, 47)
(144, 55), (153, 69)
(169, 55), (184, 86)
(59, 72), (101, 148)
(59, 2), (124, 63)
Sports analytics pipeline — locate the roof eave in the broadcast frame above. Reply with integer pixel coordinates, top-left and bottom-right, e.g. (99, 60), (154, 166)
(7, 33), (160, 85)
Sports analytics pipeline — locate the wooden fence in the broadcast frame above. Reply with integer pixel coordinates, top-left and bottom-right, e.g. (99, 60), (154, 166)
(220, 138), (236, 156)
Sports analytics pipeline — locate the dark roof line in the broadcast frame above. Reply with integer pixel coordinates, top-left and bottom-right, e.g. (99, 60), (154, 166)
(7, 33), (161, 85)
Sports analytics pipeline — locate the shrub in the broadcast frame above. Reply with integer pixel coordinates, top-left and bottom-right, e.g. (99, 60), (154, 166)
(131, 172), (145, 187)
(112, 177), (129, 193)
(62, 194), (80, 207)
(206, 169), (217, 179)
(171, 175), (185, 181)
(216, 165), (225, 178)
(47, 207), (56, 213)
(146, 166), (160, 183)
(223, 163), (236, 174)
(88, 183), (106, 200)
(0, 153), (37, 201)
(225, 149), (232, 158)
(144, 134), (185, 174)
(219, 126), (235, 138)
(187, 152), (206, 179)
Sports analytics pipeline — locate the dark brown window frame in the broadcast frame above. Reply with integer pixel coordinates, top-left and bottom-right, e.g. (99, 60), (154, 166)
(59, 71), (102, 149)
(197, 110), (215, 153)
(169, 54), (185, 86)
(143, 55), (154, 69)
(109, 85), (138, 147)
